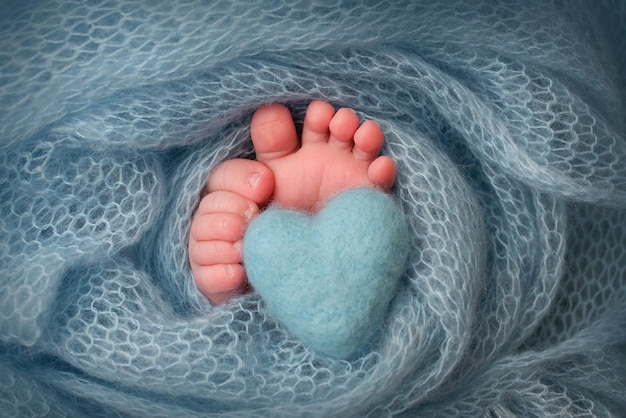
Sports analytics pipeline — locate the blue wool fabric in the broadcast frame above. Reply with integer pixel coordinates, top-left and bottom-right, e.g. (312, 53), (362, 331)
(243, 188), (409, 359)
(1, 0), (626, 416)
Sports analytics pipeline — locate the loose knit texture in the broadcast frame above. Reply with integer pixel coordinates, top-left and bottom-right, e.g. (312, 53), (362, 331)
(1, 0), (625, 417)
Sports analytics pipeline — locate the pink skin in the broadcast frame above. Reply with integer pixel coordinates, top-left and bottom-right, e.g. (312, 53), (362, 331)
(189, 100), (397, 304)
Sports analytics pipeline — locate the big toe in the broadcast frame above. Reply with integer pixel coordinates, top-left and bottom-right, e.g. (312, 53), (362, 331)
(250, 103), (299, 162)
(207, 159), (274, 205)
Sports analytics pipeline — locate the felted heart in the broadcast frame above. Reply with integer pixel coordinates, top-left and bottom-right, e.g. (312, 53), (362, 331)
(243, 188), (409, 359)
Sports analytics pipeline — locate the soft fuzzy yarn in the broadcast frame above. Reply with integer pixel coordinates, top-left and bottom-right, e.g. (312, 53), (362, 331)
(244, 188), (409, 359)
(1, 0), (625, 417)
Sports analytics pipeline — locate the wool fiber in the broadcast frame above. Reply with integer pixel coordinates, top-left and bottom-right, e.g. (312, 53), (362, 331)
(244, 188), (410, 359)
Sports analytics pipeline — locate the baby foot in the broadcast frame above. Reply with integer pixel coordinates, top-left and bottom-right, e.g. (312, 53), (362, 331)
(188, 159), (274, 304)
(189, 100), (396, 304)
(250, 100), (396, 212)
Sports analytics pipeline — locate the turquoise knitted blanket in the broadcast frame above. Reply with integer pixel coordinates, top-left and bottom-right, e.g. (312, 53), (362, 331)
(1, 0), (625, 416)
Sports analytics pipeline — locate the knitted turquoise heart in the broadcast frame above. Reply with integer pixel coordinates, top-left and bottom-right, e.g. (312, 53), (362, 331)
(243, 188), (409, 359)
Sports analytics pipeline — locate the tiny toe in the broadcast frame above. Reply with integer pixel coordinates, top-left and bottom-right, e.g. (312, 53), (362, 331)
(207, 159), (274, 205)
(301, 100), (336, 144)
(190, 212), (246, 242)
(194, 263), (246, 304)
(353, 120), (385, 161)
(328, 107), (360, 149)
(368, 156), (397, 190)
(251, 103), (299, 162)
(197, 191), (259, 223)
(188, 239), (243, 266)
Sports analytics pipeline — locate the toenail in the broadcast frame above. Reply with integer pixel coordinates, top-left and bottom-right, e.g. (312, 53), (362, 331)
(248, 170), (263, 188)
(225, 264), (234, 279)
(243, 206), (254, 221)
